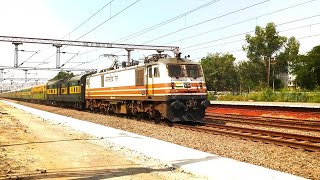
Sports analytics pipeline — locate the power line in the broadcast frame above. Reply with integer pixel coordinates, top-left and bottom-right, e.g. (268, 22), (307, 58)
(187, 39), (244, 52)
(77, 0), (141, 40)
(186, 22), (320, 52)
(81, 0), (318, 58)
(36, 0), (141, 68)
(63, 0), (115, 39)
(164, 0), (319, 45)
(18, 50), (39, 66)
(24, 1), (115, 67)
(71, 56), (105, 69)
(182, 17), (320, 50)
(190, 33), (320, 61)
(113, 0), (221, 43)
(141, 0), (270, 44)
(185, 20), (320, 52)
(25, 1), (116, 68)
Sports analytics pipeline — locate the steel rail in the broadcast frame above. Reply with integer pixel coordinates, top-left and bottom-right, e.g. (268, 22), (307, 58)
(176, 123), (320, 152)
(207, 112), (320, 124)
(205, 113), (320, 132)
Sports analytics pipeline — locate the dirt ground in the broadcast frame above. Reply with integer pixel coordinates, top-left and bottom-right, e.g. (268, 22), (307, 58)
(0, 102), (202, 180)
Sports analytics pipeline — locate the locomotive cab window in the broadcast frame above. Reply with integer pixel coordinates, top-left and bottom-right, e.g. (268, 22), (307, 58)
(167, 64), (203, 78)
(154, 67), (160, 78)
(186, 65), (203, 78)
(167, 64), (182, 77)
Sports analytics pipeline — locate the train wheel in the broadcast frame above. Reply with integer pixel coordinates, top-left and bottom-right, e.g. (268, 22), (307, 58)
(165, 120), (173, 127)
(153, 111), (161, 124)
(136, 113), (142, 121)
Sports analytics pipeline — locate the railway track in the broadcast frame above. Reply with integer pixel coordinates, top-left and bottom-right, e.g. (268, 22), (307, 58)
(205, 113), (320, 132)
(87, 108), (320, 152)
(176, 123), (320, 152)
(9, 100), (320, 152)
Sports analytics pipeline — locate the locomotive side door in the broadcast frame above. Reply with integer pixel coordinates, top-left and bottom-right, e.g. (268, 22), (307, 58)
(147, 65), (154, 96)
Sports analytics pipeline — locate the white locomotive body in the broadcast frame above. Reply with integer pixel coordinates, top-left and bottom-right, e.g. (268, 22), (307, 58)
(85, 53), (209, 123)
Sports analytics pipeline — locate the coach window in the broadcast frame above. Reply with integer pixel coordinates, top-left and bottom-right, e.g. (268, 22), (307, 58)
(148, 67), (152, 78)
(154, 67), (160, 78)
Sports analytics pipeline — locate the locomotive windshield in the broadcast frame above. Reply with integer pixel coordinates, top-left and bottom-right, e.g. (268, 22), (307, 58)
(167, 64), (203, 78)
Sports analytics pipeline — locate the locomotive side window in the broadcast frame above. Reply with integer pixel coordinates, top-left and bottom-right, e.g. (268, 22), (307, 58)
(101, 75), (104, 87)
(154, 67), (160, 78)
(148, 68), (152, 78)
(135, 68), (144, 86)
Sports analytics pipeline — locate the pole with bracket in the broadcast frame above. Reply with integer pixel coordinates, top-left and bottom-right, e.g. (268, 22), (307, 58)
(0, 69), (3, 82)
(125, 48), (134, 66)
(23, 69), (28, 83)
(53, 44), (63, 68)
(13, 42), (22, 68)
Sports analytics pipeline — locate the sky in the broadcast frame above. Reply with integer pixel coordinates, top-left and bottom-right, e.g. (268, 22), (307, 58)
(0, 0), (319, 85)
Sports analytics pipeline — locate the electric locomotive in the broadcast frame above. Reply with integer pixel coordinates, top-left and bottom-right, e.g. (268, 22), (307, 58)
(85, 52), (209, 123)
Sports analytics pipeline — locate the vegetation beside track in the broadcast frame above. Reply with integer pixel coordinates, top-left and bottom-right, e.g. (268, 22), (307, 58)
(210, 88), (320, 103)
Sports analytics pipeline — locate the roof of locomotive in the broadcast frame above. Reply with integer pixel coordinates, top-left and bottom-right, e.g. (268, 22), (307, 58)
(88, 57), (200, 77)
(31, 83), (47, 88)
(47, 79), (62, 86)
(156, 58), (200, 65)
(66, 75), (82, 82)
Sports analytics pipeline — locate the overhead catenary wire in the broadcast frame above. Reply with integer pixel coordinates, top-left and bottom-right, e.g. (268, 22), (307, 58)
(78, 9), (320, 69)
(164, 0), (319, 45)
(36, 0), (141, 68)
(110, 0), (270, 56)
(113, 0), (221, 43)
(71, 56), (105, 69)
(76, 0), (141, 40)
(78, 0), (319, 57)
(190, 33), (320, 61)
(63, 0), (115, 39)
(23, 0), (116, 67)
(183, 18), (320, 51)
(140, 0), (271, 45)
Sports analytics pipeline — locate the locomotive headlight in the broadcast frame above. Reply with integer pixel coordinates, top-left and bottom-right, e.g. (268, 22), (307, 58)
(171, 82), (175, 89)
(199, 82), (203, 89)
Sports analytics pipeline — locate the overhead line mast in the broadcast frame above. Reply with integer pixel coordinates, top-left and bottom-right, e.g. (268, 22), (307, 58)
(0, 35), (180, 69)
(0, 35), (179, 51)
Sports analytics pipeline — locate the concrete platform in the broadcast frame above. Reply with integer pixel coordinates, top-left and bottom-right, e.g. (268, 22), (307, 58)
(211, 101), (320, 108)
(1, 100), (305, 180)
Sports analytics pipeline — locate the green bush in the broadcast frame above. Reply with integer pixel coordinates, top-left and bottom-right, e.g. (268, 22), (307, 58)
(207, 93), (217, 100)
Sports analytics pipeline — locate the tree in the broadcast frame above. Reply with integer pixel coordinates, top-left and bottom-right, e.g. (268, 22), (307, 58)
(237, 60), (263, 93)
(243, 23), (287, 87)
(293, 45), (320, 89)
(50, 71), (74, 81)
(201, 53), (239, 92)
(275, 36), (300, 73)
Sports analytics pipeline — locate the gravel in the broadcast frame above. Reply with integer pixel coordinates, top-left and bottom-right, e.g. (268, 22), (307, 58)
(12, 101), (320, 179)
(226, 122), (320, 137)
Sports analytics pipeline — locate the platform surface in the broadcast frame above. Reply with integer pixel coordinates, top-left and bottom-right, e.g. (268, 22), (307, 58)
(1, 100), (305, 180)
(211, 100), (320, 108)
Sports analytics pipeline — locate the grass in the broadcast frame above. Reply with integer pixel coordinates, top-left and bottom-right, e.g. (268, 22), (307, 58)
(210, 89), (320, 103)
